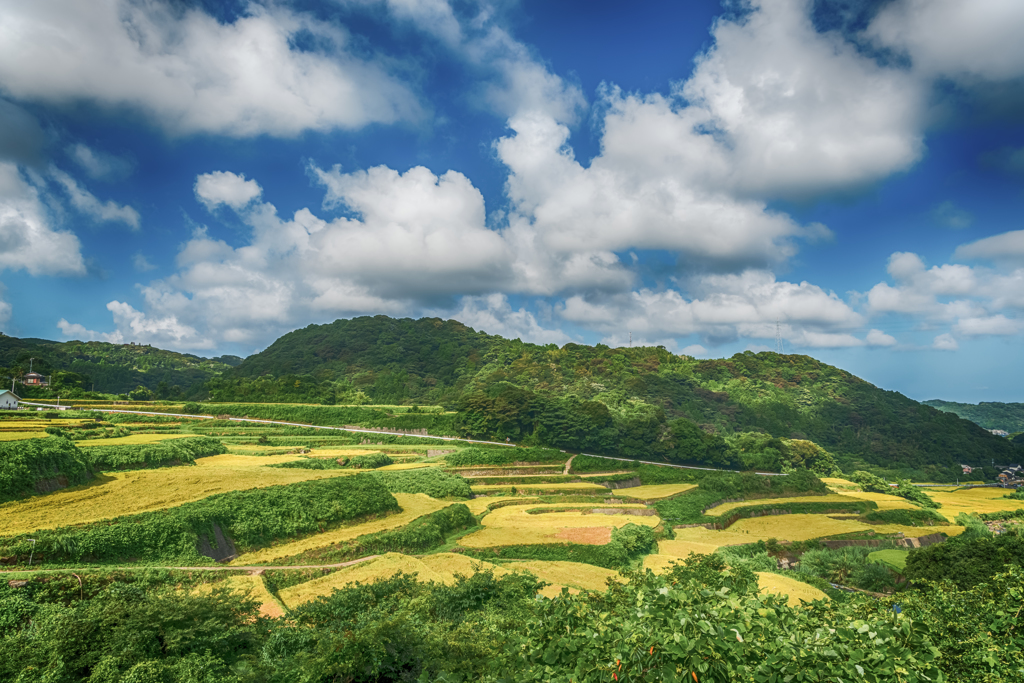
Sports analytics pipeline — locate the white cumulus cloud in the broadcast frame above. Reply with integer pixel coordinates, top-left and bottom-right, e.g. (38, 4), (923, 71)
(195, 172), (263, 211)
(50, 167), (140, 230)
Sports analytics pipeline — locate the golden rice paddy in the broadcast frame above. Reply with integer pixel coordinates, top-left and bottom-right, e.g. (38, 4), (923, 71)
(196, 453), (305, 467)
(926, 487), (1024, 521)
(459, 502), (659, 548)
(470, 482), (608, 493)
(505, 560), (621, 592)
(230, 493), (452, 565)
(838, 491), (919, 510)
(0, 432), (46, 441)
(193, 574), (285, 618)
(821, 477), (860, 491)
(375, 463), (436, 471)
(611, 483), (697, 500)
(76, 433), (199, 447)
(706, 494), (861, 517)
(754, 572), (827, 607)
(0, 461), (354, 535)
(463, 496), (539, 514)
(305, 448), (384, 458)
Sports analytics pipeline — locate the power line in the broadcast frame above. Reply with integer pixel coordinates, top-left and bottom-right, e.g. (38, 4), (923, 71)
(775, 318), (784, 354)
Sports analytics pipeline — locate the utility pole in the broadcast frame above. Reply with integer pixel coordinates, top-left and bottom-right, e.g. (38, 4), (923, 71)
(629, 332), (632, 348)
(28, 358), (35, 373)
(775, 319), (784, 354)
(27, 539), (37, 566)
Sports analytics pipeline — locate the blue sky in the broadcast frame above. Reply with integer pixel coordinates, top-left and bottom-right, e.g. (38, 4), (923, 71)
(2, 0), (1023, 403)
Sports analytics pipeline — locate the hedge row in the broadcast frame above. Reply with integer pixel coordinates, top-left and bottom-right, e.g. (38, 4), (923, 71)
(864, 508), (949, 526)
(0, 437), (93, 503)
(372, 468), (473, 499)
(0, 475), (399, 565)
(81, 436), (227, 470)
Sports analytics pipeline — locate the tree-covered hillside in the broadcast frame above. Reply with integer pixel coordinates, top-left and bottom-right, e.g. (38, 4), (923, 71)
(217, 316), (1019, 479)
(0, 334), (237, 397)
(922, 399), (1024, 433)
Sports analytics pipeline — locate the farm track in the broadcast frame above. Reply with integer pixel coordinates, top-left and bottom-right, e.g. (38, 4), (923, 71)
(1, 555), (381, 575)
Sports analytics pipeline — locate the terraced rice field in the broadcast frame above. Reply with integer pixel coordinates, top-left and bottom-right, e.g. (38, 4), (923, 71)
(460, 502), (659, 548)
(728, 514), (964, 541)
(926, 487), (1024, 521)
(611, 483), (696, 499)
(194, 574), (285, 618)
(838, 491), (919, 510)
(229, 493), (453, 565)
(76, 433), (199, 447)
(868, 549), (909, 572)
(0, 461), (354, 535)
(0, 432), (45, 441)
(821, 477), (861, 491)
(304, 448), (385, 458)
(470, 482), (609, 493)
(706, 494), (861, 517)
(196, 454), (305, 467)
(376, 462), (436, 471)
(463, 496), (539, 514)
(508, 560), (621, 593)
(754, 572), (827, 607)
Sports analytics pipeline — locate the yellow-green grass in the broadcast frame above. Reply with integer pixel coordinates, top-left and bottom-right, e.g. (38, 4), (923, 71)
(706, 493), (861, 517)
(821, 477), (860, 491)
(643, 554), (688, 573)
(463, 496), (539, 514)
(838, 490), (919, 510)
(611, 483), (697, 500)
(278, 552), (514, 609)
(470, 482), (608, 493)
(459, 503), (658, 548)
(505, 560), (621, 593)
(193, 574), (285, 618)
(228, 493), (451, 565)
(655, 538), (731, 558)
(0, 432), (46, 441)
(755, 572), (827, 607)
(305, 448), (384, 458)
(375, 462), (437, 471)
(0, 463), (354, 535)
(926, 487), (1024, 521)
(195, 453), (304, 467)
(868, 549), (909, 572)
(76, 433), (199, 447)
(725, 514), (964, 542)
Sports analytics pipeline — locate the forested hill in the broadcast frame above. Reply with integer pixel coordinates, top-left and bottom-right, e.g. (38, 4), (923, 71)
(215, 316), (1019, 480)
(0, 335), (240, 397)
(923, 399), (1024, 433)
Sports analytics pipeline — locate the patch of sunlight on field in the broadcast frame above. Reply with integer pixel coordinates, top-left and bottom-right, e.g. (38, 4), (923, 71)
(868, 549), (908, 572)
(376, 463), (436, 471)
(463, 496), (539, 514)
(0, 465), (354, 535)
(927, 487), (1024, 521)
(643, 554), (686, 573)
(821, 478), (860, 491)
(839, 491), (919, 510)
(193, 574), (285, 618)
(459, 503), (658, 548)
(279, 553), (443, 609)
(76, 433), (198, 447)
(505, 560), (621, 592)
(0, 432), (45, 441)
(755, 572), (827, 607)
(612, 483), (697, 500)
(230, 494), (452, 565)
(707, 494), (862, 517)
(471, 482), (608, 493)
(538, 584), (580, 598)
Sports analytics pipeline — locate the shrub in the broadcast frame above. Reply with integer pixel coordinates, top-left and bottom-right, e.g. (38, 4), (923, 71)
(0, 437), (92, 503)
(82, 436), (227, 470)
(864, 508), (948, 526)
(372, 468), (473, 499)
(443, 447), (569, 467)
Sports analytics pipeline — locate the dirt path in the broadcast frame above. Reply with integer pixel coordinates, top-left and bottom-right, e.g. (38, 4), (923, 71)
(1, 555), (381, 575)
(563, 454), (576, 475)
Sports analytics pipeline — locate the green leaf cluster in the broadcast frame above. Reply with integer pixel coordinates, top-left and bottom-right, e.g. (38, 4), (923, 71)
(0, 437), (92, 503)
(81, 436), (227, 470)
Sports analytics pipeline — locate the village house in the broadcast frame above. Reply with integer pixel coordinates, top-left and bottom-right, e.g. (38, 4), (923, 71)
(0, 389), (20, 409)
(22, 372), (48, 387)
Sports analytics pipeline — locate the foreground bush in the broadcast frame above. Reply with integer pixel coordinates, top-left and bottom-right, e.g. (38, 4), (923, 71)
(82, 436), (226, 470)
(372, 467), (473, 499)
(0, 437), (92, 503)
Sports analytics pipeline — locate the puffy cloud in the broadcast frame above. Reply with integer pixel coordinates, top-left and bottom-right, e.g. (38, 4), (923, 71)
(953, 314), (1021, 336)
(56, 318), (121, 343)
(680, 344), (708, 357)
(865, 329), (898, 347)
(0, 1), (420, 137)
(0, 162), (86, 276)
(933, 333), (959, 351)
(50, 167), (140, 229)
(954, 229), (1024, 266)
(868, 0), (1024, 82)
(440, 293), (573, 346)
(195, 172), (262, 211)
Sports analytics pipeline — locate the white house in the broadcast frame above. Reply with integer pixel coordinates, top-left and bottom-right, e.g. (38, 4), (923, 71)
(0, 389), (20, 409)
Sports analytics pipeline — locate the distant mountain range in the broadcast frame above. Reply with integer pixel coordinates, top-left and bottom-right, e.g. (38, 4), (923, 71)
(7, 316), (1019, 478)
(922, 400), (1024, 434)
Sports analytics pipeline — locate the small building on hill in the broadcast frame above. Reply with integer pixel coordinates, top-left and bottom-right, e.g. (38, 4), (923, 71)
(23, 372), (48, 387)
(0, 389), (20, 409)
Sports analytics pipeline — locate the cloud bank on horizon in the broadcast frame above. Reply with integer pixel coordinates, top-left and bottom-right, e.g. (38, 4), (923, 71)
(1, 0), (1023, 400)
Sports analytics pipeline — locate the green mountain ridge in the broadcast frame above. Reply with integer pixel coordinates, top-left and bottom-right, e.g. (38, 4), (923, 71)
(922, 399), (1024, 433)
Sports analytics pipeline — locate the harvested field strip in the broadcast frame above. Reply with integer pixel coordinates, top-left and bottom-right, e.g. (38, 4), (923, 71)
(229, 493), (451, 565)
(195, 454), (305, 467)
(305, 449), (384, 457)
(0, 432), (45, 441)
(77, 433), (199, 447)
(502, 560), (621, 592)
(193, 574), (285, 618)
(838, 491), (919, 510)
(611, 483), (696, 500)
(460, 503), (658, 548)
(0, 464), (354, 535)
(821, 478), (861, 491)
(707, 494), (861, 517)
(464, 496), (539, 514)
(471, 483), (608, 493)
(925, 487), (1024, 521)
(755, 572), (827, 607)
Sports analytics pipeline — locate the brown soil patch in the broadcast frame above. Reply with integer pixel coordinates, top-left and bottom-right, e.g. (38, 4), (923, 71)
(553, 527), (612, 545)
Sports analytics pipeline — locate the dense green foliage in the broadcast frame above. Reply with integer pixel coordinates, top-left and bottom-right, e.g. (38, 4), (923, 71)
(80, 436), (227, 470)
(0, 437), (92, 503)
(864, 508), (948, 526)
(850, 470), (940, 508)
(371, 467), (473, 499)
(904, 528), (1024, 589)
(443, 446), (569, 466)
(923, 399), (1024, 432)
(5, 553), (1024, 681)
(0, 476), (399, 564)
(0, 335), (233, 396)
